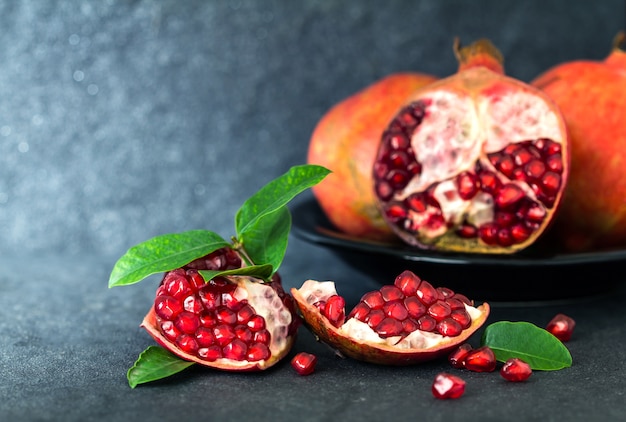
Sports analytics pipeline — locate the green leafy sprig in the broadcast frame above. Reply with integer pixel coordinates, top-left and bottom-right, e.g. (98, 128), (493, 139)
(109, 164), (330, 387)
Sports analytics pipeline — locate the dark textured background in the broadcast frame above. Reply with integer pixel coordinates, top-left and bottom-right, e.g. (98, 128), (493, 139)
(2, 1), (625, 421)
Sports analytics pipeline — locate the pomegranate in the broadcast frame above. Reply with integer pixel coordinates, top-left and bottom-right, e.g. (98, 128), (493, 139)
(531, 32), (626, 252)
(291, 270), (489, 365)
(141, 247), (299, 371)
(432, 373), (466, 399)
(500, 358), (532, 382)
(546, 313), (576, 342)
(372, 38), (569, 253)
(308, 72), (438, 242)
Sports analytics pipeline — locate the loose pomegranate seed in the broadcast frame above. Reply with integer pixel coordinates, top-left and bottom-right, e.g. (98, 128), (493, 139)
(448, 343), (473, 368)
(500, 358), (532, 382)
(546, 313), (576, 342)
(432, 373), (466, 399)
(464, 346), (496, 372)
(291, 352), (317, 376)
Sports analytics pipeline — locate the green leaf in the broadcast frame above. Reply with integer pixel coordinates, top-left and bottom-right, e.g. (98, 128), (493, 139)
(481, 321), (573, 370)
(127, 346), (195, 388)
(199, 263), (274, 283)
(240, 206), (291, 272)
(235, 164), (330, 239)
(109, 230), (230, 287)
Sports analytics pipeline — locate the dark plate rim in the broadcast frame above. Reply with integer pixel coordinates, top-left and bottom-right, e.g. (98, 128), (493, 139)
(291, 198), (626, 268)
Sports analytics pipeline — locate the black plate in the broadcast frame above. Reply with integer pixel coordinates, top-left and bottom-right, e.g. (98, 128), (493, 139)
(291, 198), (626, 302)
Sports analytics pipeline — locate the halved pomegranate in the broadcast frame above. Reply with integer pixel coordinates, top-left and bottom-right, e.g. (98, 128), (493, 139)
(372, 38), (569, 253)
(291, 270), (489, 365)
(141, 248), (299, 371)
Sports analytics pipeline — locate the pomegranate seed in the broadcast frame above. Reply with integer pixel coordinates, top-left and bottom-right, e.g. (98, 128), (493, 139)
(176, 334), (199, 354)
(322, 295), (346, 327)
(253, 329), (271, 344)
(456, 224), (478, 238)
(524, 159), (546, 180)
(478, 170), (501, 194)
(365, 309), (385, 329)
(385, 204), (407, 222)
(387, 169), (409, 189)
(195, 326), (215, 347)
(199, 290), (221, 310)
(436, 318), (463, 336)
(495, 183), (524, 208)
(160, 321), (181, 341)
(448, 343), (473, 368)
(291, 352), (318, 376)
(405, 193), (428, 213)
(541, 171), (561, 194)
(183, 294), (204, 314)
(361, 291), (385, 309)
(247, 343), (271, 362)
(375, 318), (404, 337)
(445, 297), (466, 310)
(464, 346), (497, 372)
(223, 339), (247, 360)
(216, 307), (237, 325)
(246, 315), (266, 331)
(389, 150), (410, 168)
(394, 270), (422, 296)
(174, 311), (200, 334)
(478, 223), (498, 245)
(163, 273), (192, 298)
(236, 304), (256, 323)
(456, 171), (479, 200)
(432, 373), (466, 399)
(380, 285), (404, 301)
(154, 296), (183, 320)
(416, 280), (438, 305)
(383, 300), (409, 320)
(546, 153), (563, 172)
(198, 345), (221, 361)
(199, 311), (217, 327)
(234, 325), (253, 342)
(496, 228), (513, 247)
(427, 300), (451, 321)
(213, 324), (236, 347)
(450, 308), (471, 329)
(402, 318), (420, 333)
(417, 315), (437, 331)
(500, 358), (532, 382)
(404, 296), (426, 319)
(546, 313), (576, 342)
(347, 302), (371, 320)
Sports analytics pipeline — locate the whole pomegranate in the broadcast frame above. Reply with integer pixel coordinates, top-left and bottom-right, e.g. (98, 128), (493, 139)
(308, 72), (437, 242)
(531, 32), (626, 252)
(372, 38), (570, 254)
(141, 247), (299, 371)
(291, 270), (490, 365)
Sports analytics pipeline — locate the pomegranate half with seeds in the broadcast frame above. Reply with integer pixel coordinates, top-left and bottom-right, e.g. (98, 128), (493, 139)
(372, 38), (569, 253)
(141, 248), (299, 371)
(291, 270), (489, 365)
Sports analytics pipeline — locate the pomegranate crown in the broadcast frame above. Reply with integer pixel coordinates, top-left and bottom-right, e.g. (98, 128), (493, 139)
(453, 37), (505, 74)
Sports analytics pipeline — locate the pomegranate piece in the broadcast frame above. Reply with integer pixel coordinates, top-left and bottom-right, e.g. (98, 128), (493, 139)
(141, 248), (299, 371)
(291, 352), (318, 376)
(307, 72), (438, 242)
(500, 358), (532, 382)
(372, 38), (569, 254)
(432, 373), (466, 399)
(463, 346), (497, 372)
(546, 313), (576, 342)
(291, 270), (490, 366)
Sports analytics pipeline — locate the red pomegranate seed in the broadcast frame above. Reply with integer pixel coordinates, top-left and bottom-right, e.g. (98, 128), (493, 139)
(291, 352), (318, 376)
(445, 297), (466, 310)
(478, 222), (498, 245)
(160, 321), (181, 341)
(199, 311), (217, 327)
(541, 171), (561, 194)
(183, 295), (204, 313)
(361, 291), (385, 309)
(236, 304), (256, 323)
(448, 343), (473, 368)
(546, 313), (576, 342)
(404, 296), (426, 319)
(450, 308), (471, 329)
(234, 325), (253, 342)
(213, 324), (237, 347)
(464, 346), (496, 372)
(195, 326), (215, 347)
(477, 170), (501, 194)
(405, 193), (428, 213)
(383, 300), (409, 320)
(198, 345), (221, 361)
(176, 334), (199, 354)
(322, 295), (346, 327)
(500, 358), (532, 382)
(365, 309), (385, 329)
(456, 224), (478, 238)
(417, 315), (437, 331)
(246, 314), (266, 331)
(154, 296), (183, 320)
(394, 270), (422, 296)
(456, 171), (479, 200)
(347, 302), (371, 320)
(380, 285), (404, 302)
(416, 280), (438, 305)
(436, 318), (463, 336)
(253, 329), (271, 344)
(247, 343), (271, 362)
(495, 183), (525, 208)
(223, 339), (247, 360)
(375, 317), (404, 337)
(163, 273), (192, 298)
(432, 373), (466, 399)
(199, 290), (221, 310)
(216, 307), (237, 325)
(174, 311), (200, 335)
(427, 300), (452, 321)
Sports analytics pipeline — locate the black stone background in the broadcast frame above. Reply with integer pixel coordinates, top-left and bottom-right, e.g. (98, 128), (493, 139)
(1, 1), (625, 421)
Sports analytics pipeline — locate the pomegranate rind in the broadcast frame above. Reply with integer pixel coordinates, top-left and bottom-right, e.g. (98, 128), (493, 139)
(290, 282), (490, 366)
(142, 275), (297, 371)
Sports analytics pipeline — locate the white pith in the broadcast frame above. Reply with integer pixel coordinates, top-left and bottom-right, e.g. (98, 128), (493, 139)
(396, 89), (564, 239)
(299, 279), (482, 349)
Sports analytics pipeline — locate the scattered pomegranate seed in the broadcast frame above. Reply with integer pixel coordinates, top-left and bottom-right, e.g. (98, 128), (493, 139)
(500, 358), (532, 382)
(464, 345), (497, 372)
(291, 352), (317, 376)
(432, 373), (466, 399)
(546, 313), (576, 342)
(448, 343), (473, 369)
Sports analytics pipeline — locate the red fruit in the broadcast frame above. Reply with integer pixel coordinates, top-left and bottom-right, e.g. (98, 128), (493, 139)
(291, 352), (318, 376)
(372, 38), (569, 254)
(448, 343), (473, 368)
(463, 345), (496, 372)
(290, 270), (490, 365)
(546, 313), (576, 342)
(141, 248), (299, 371)
(500, 358), (532, 382)
(432, 373), (466, 399)
(531, 32), (626, 252)
(307, 72), (438, 242)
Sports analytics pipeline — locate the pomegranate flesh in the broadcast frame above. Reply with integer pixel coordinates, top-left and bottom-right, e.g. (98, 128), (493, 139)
(291, 270), (489, 365)
(531, 32), (626, 252)
(141, 248), (299, 371)
(432, 373), (466, 399)
(373, 38), (569, 254)
(308, 72), (437, 242)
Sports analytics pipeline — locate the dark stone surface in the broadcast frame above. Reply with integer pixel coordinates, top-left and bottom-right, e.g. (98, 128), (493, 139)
(1, 1), (625, 421)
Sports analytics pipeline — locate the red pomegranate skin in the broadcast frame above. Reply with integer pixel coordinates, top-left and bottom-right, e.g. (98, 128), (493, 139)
(308, 72), (437, 243)
(531, 32), (626, 252)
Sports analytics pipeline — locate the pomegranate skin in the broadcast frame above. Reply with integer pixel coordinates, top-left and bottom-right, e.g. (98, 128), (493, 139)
(307, 72), (437, 243)
(531, 32), (626, 252)
(372, 39), (570, 254)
